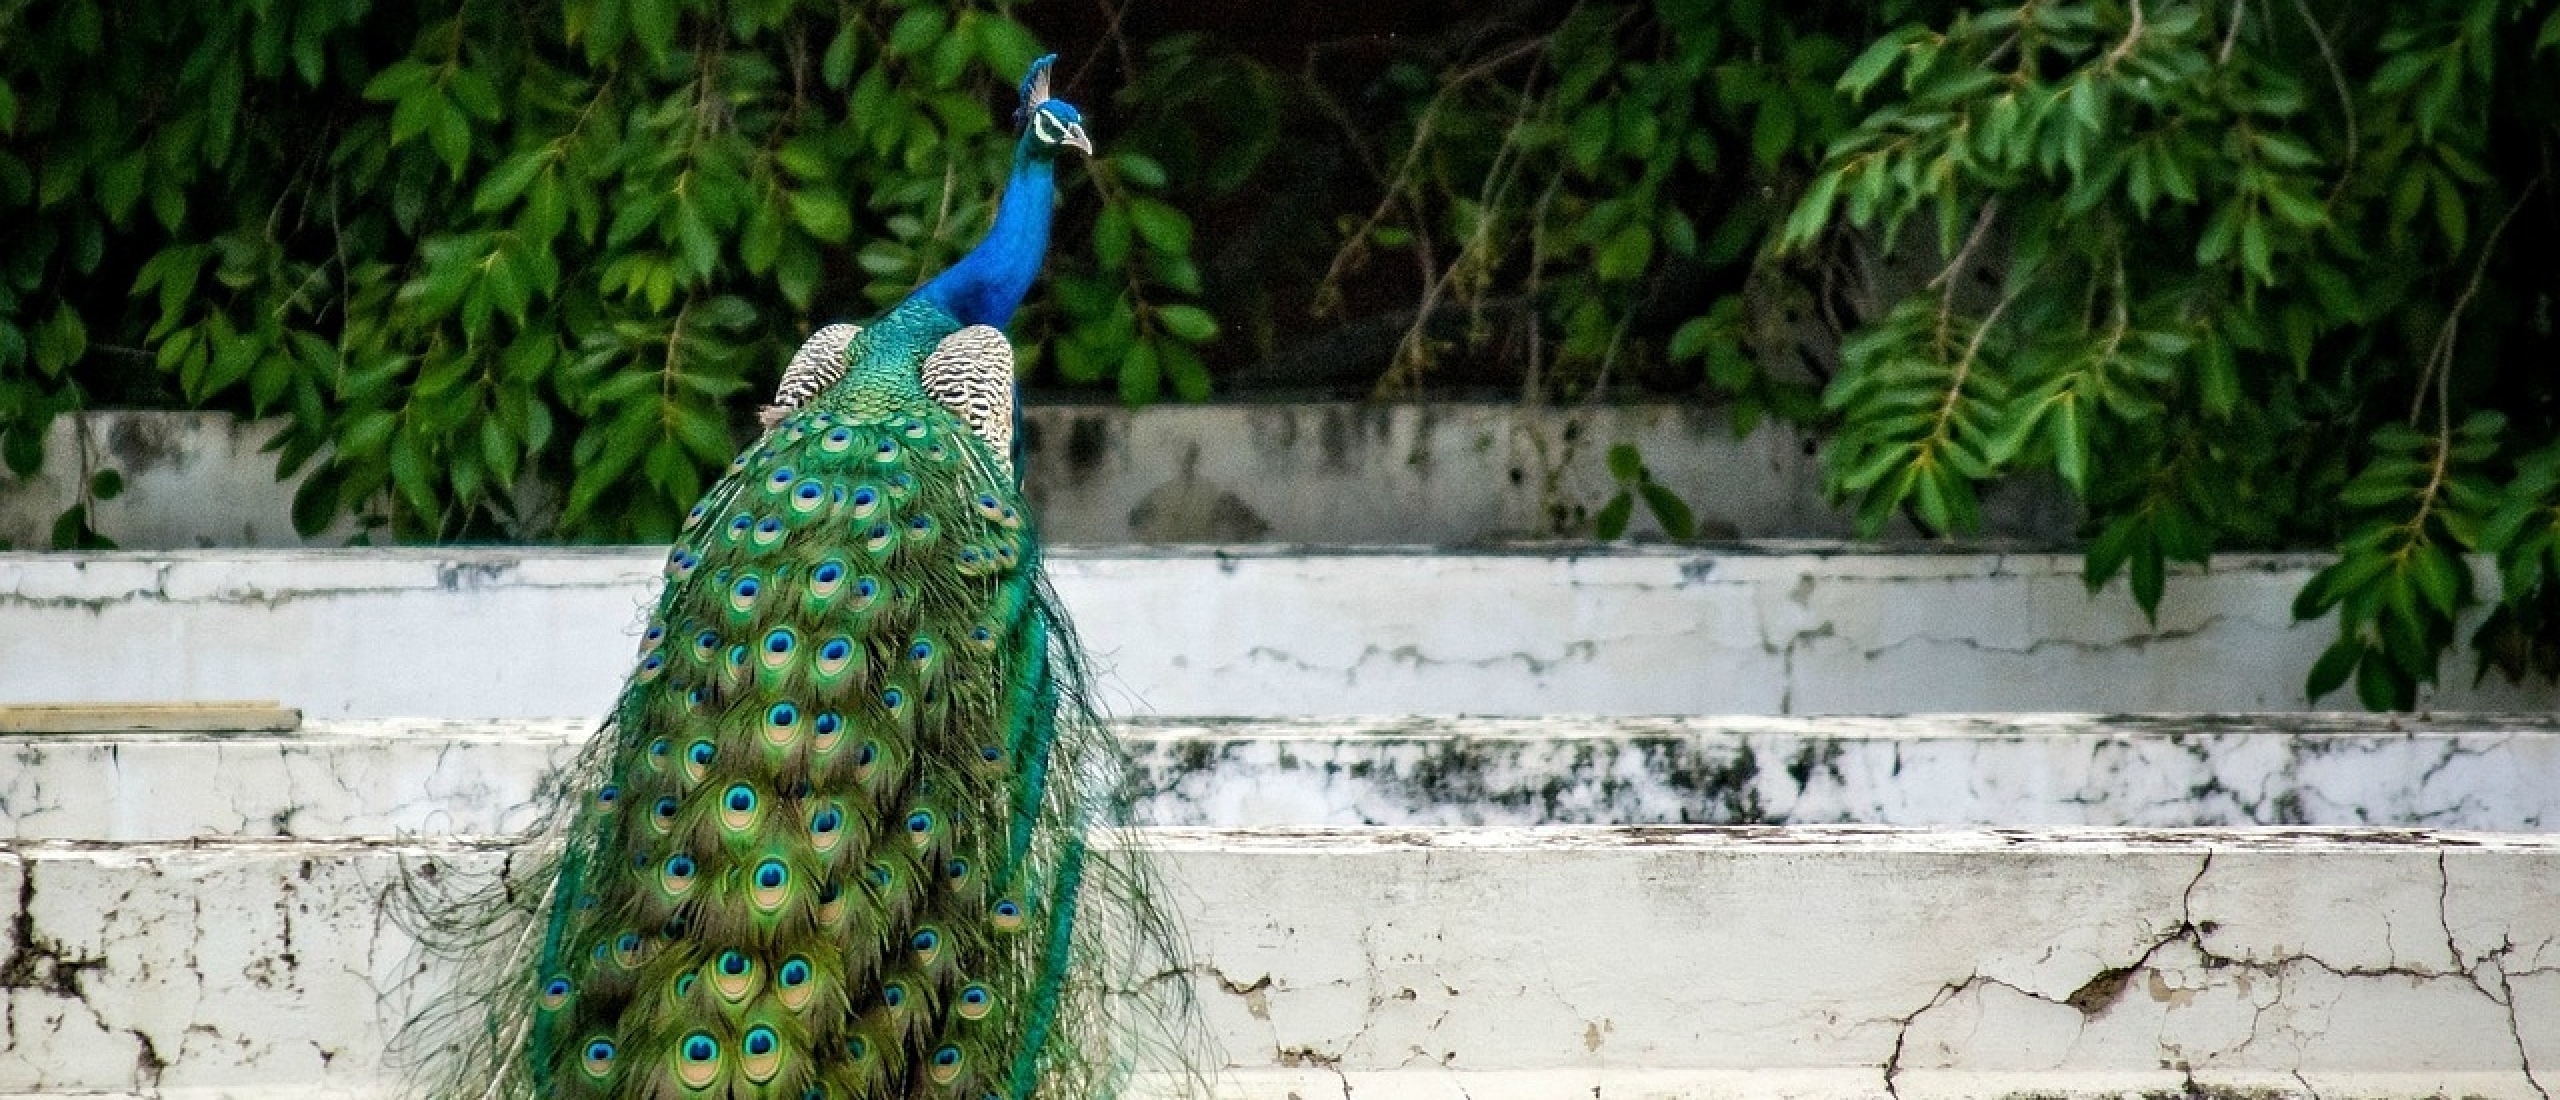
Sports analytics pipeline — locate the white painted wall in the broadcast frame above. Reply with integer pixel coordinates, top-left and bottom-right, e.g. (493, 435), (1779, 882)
(4, 548), (2555, 717)
(2, 829), (2552, 1099)
(10, 715), (2560, 841)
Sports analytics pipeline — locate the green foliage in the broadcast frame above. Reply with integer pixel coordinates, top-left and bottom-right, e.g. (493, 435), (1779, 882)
(1594, 442), (1696, 540)
(17, 0), (2560, 708)
(0, 0), (1222, 541)
(1772, 0), (2560, 708)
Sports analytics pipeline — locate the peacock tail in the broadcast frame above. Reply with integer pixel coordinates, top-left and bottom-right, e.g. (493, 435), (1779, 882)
(394, 55), (1195, 1100)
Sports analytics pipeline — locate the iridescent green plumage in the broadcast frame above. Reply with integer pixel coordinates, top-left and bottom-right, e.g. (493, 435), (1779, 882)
(397, 55), (1188, 1100)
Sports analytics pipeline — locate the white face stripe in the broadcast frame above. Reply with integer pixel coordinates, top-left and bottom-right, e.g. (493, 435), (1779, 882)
(1031, 110), (1070, 146)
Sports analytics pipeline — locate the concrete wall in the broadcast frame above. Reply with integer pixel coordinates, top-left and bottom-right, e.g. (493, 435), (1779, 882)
(9, 715), (2560, 841)
(0, 407), (2075, 549)
(3, 829), (2554, 1099)
(6, 548), (2557, 717)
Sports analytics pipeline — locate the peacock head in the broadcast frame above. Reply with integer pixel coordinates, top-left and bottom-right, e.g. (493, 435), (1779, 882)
(1013, 54), (1093, 159)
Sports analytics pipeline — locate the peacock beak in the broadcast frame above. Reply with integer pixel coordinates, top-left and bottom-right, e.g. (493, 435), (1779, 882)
(1061, 123), (1093, 157)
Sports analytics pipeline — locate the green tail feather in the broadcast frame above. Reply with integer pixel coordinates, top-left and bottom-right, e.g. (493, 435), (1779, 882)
(393, 298), (1201, 1100)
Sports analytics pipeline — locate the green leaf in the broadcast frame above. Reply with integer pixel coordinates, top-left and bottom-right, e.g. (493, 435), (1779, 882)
(88, 468), (122, 500)
(1118, 339), (1162, 406)
(1155, 304), (1219, 344)
(889, 7), (948, 58)
(790, 190), (853, 243)
(1639, 482), (1697, 540)
(1128, 199), (1193, 255)
(291, 465), (343, 537)
(361, 60), (435, 103)
(474, 151), (549, 212)
(2305, 637), (2360, 701)
(1607, 443), (1644, 484)
(628, 0), (678, 60)
(1593, 493), (1634, 539)
(1093, 204), (1132, 270)
(1596, 225), (1655, 282)
(2353, 645), (2407, 711)
(1113, 152), (1168, 189)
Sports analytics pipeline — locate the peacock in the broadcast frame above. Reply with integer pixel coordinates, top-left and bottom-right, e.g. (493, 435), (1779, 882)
(399, 55), (1190, 1100)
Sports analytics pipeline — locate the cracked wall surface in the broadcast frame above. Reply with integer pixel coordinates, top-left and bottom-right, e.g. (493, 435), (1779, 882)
(8, 549), (2560, 718)
(9, 716), (2560, 843)
(0, 830), (2554, 1099)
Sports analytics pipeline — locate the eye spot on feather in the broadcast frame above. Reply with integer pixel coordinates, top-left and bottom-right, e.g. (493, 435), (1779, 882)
(595, 784), (620, 809)
(726, 514), (754, 543)
(815, 878), (846, 923)
(581, 1037), (616, 1079)
(873, 438), (900, 463)
(660, 854), (697, 897)
(930, 1045), (964, 1084)
(684, 502), (710, 530)
(778, 955), (815, 1010)
(958, 983), (993, 1020)
(742, 1025), (782, 1083)
(637, 652), (664, 681)
(992, 898), (1025, 931)
(881, 982), (908, 1009)
(712, 950), (756, 1001)
(682, 740), (715, 784)
(677, 1032), (721, 1088)
(540, 977), (572, 1010)
(650, 796), (679, 834)
(729, 575), (761, 613)
(822, 427), (855, 453)
(766, 466), (796, 492)
(751, 858), (790, 910)
(812, 711), (844, 752)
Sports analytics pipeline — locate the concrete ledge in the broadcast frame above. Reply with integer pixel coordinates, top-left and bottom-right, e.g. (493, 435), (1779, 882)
(0, 406), (2076, 550)
(9, 547), (2560, 717)
(8, 714), (2560, 841)
(1, 829), (2553, 1097)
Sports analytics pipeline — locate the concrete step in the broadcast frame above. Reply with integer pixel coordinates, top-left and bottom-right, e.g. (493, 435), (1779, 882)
(10, 547), (2560, 720)
(2, 828), (2553, 1099)
(6, 713), (2559, 842)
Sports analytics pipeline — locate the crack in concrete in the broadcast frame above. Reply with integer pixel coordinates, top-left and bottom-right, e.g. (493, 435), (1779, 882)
(1878, 847), (2557, 1095)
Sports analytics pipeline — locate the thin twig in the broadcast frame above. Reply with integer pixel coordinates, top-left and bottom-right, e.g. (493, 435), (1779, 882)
(1068, 0), (1138, 94)
(2218, 0), (2246, 65)
(2290, 0), (2356, 204)
(1931, 199), (2000, 356)
(1376, 50), (1546, 398)
(2410, 176), (2541, 428)
(2104, 0), (2148, 70)
(1312, 35), (1548, 320)
(1931, 267), (2034, 446)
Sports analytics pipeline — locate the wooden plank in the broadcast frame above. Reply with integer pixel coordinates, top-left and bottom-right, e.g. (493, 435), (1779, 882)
(0, 702), (304, 734)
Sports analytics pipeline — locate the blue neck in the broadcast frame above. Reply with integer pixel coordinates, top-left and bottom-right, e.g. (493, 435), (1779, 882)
(914, 138), (1056, 329)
